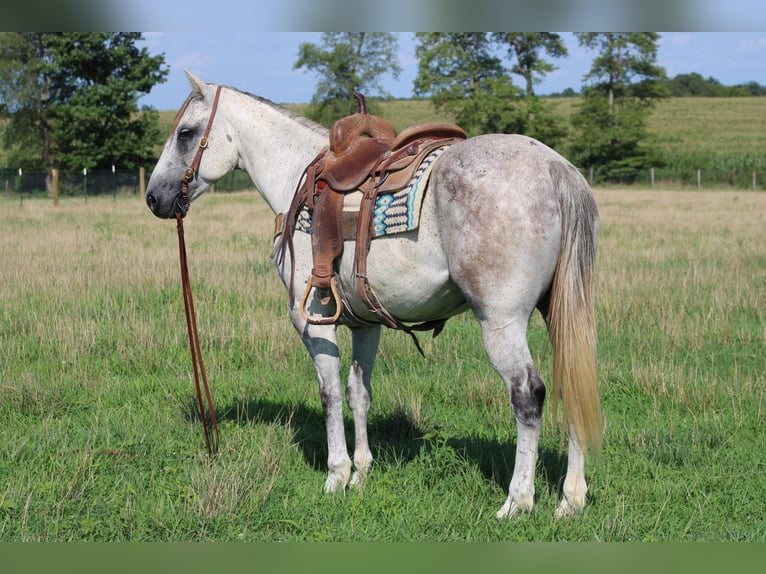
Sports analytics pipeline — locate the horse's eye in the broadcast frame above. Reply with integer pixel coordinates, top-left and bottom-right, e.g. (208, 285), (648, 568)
(178, 128), (193, 141)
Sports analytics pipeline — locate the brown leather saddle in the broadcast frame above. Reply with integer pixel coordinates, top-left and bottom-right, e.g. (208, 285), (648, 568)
(274, 94), (466, 346)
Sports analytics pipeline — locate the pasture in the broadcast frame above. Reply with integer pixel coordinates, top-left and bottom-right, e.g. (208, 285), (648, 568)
(0, 187), (764, 541)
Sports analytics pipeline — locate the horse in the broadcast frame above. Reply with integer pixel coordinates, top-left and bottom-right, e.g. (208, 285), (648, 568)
(145, 71), (601, 519)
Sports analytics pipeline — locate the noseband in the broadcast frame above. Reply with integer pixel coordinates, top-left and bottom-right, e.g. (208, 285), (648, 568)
(174, 84), (223, 455)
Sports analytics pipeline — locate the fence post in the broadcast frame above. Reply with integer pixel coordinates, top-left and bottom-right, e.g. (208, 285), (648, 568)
(650, 167), (655, 188)
(139, 167), (146, 197)
(753, 171), (757, 191)
(589, 166), (594, 186)
(52, 168), (59, 206)
(696, 169), (701, 189)
(18, 168), (23, 206)
(112, 164), (116, 200)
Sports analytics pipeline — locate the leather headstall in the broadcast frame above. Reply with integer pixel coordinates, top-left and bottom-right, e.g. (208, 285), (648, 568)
(177, 85), (223, 216)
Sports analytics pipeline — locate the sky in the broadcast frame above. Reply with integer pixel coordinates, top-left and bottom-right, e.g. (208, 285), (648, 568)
(136, 32), (766, 111)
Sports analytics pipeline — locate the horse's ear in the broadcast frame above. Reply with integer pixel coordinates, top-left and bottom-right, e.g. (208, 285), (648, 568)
(184, 69), (206, 95)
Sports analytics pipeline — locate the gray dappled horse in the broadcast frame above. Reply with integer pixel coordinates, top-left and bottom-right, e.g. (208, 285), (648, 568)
(146, 72), (601, 519)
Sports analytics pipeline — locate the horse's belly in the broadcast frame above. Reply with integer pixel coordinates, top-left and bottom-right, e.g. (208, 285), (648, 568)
(337, 232), (467, 323)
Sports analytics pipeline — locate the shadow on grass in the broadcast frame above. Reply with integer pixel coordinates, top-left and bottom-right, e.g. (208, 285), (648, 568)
(203, 397), (569, 497)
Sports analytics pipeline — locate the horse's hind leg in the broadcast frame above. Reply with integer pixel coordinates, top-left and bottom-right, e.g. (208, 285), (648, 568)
(555, 433), (588, 518)
(479, 319), (545, 519)
(346, 325), (382, 487)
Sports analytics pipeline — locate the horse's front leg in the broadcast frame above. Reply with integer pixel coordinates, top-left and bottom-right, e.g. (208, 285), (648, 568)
(347, 325), (381, 487)
(289, 309), (351, 493)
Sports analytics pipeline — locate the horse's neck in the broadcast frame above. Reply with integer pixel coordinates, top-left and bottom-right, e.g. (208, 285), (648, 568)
(227, 89), (328, 214)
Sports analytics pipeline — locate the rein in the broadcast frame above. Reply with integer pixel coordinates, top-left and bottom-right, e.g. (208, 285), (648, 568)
(175, 85), (223, 456)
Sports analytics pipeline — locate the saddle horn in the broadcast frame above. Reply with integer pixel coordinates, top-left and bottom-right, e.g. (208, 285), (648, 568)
(353, 92), (367, 114)
(330, 93), (396, 154)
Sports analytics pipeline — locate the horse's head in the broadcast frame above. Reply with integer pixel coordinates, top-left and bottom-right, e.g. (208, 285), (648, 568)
(146, 71), (239, 219)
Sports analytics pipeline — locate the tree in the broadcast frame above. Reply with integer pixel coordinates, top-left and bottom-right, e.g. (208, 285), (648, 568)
(294, 33), (401, 127)
(0, 33), (54, 169)
(413, 33), (521, 137)
(414, 33), (567, 146)
(0, 32), (167, 171)
(494, 33), (568, 135)
(569, 32), (668, 182)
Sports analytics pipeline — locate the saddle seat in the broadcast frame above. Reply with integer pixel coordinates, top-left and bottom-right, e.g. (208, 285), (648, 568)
(275, 93), (466, 341)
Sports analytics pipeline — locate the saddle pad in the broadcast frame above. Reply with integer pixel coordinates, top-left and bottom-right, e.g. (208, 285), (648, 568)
(295, 145), (448, 238)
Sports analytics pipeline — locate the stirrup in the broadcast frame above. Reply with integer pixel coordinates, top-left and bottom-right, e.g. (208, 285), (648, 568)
(299, 276), (343, 325)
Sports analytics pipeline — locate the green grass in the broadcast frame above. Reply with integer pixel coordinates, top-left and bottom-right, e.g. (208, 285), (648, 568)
(0, 188), (764, 541)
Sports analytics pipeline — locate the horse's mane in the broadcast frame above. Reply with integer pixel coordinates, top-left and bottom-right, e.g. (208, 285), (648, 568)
(234, 87), (329, 137)
(169, 84), (329, 140)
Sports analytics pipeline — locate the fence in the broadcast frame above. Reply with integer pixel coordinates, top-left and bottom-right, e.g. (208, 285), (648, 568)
(581, 166), (762, 190)
(0, 167), (256, 202)
(1, 165), (762, 203)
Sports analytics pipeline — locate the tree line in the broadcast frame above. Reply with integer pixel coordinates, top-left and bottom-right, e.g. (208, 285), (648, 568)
(296, 32), (668, 181)
(1, 32), (763, 185)
(547, 73), (766, 98)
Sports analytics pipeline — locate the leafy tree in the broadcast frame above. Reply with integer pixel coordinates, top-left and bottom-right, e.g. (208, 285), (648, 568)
(413, 32), (517, 137)
(493, 32), (568, 137)
(569, 32), (668, 182)
(0, 33), (61, 170)
(294, 32), (401, 127)
(0, 32), (167, 171)
(414, 32), (567, 146)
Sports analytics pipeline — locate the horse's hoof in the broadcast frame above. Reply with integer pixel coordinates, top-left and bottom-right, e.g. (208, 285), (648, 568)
(554, 495), (585, 519)
(324, 473), (348, 494)
(495, 496), (533, 520)
(349, 469), (369, 489)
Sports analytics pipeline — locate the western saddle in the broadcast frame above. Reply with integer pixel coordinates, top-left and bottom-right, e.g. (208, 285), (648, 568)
(274, 94), (466, 349)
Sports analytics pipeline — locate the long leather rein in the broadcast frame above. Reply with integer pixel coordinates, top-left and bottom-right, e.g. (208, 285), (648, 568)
(174, 85), (223, 456)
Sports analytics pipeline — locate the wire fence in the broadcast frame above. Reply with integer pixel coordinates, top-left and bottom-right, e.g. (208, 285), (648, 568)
(585, 166), (762, 189)
(0, 167), (256, 201)
(0, 165), (762, 203)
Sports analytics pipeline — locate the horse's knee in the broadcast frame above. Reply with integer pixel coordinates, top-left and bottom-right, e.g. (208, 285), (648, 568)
(510, 364), (546, 426)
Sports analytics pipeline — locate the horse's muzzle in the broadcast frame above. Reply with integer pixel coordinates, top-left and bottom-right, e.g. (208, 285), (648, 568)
(145, 191), (187, 219)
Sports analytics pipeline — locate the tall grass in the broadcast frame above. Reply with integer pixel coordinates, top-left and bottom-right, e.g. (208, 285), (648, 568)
(0, 188), (764, 541)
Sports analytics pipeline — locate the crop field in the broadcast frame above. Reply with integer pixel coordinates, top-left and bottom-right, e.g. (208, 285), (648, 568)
(0, 185), (763, 542)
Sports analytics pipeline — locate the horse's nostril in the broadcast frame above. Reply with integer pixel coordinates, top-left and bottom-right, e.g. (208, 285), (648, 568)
(146, 193), (157, 208)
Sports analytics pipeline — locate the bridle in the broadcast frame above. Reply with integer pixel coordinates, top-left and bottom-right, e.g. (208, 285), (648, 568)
(176, 85), (223, 216)
(174, 85), (223, 456)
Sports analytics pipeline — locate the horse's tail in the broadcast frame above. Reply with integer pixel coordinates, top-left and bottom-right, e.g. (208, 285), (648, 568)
(547, 162), (602, 456)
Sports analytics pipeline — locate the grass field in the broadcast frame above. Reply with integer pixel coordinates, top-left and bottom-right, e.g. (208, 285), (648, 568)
(0, 187), (764, 541)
